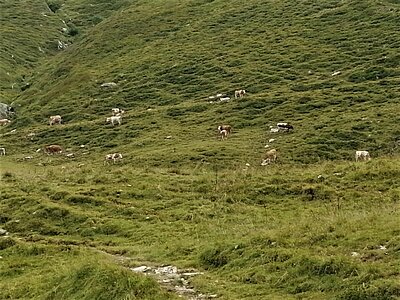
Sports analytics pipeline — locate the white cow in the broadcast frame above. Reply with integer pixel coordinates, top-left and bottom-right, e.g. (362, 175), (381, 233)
(355, 150), (371, 162)
(106, 115), (122, 126)
(104, 153), (123, 165)
(0, 147), (5, 155)
(49, 115), (62, 125)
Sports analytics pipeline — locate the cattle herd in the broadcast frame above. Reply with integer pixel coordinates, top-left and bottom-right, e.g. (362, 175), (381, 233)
(0, 90), (374, 165)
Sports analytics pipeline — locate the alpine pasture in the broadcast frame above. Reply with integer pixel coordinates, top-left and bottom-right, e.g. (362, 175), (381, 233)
(1, 0), (399, 299)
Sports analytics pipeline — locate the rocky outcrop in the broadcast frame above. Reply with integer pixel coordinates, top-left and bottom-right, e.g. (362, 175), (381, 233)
(0, 103), (14, 119)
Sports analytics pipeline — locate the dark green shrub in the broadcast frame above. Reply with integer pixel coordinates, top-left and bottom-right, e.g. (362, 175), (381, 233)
(0, 237), (16, 250)
(199, 246), (229, 269)
(47, 1), (62, 13)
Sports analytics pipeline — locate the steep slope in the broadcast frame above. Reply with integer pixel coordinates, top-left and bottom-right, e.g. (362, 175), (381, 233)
(1, 1), (400, 299)
(3, 0), (400, 165)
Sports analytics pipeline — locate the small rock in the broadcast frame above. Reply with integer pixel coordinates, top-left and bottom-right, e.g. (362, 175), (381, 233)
(100, 82), (117, 88)
(269, 138), (275, 143)
(379, 245), (387, 250)
(351, 252), (360, 257)
(131, 266), (151, 273)
(0, 228), (8, 235)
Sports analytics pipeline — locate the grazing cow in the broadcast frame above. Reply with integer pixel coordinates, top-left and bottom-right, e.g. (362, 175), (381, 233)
(355, 150), (371, 162)
(219, 129), (229, 140)
(106, 115), (122, 126)
(44, 144), (63, 154)
(234, 89), (246, 98)
(277, 122), (294, 132)
(111, 108), (125, 116)
(0, 119), (11, 126)
(261, 149), (277, 165)
(49, 115), (62, 125)
(218, 125), (232, 135)
(0, 147), (5, 155)
(104, 153), (123, 165)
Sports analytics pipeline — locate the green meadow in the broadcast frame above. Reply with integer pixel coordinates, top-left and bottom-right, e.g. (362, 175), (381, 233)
(1, 0), (399, 299)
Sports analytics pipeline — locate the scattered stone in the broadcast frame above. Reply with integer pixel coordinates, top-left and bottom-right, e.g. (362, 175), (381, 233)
(166, 136), (172, 139)
(131, 266), (151, 273)
(379, 245), (387, 250)
(270, 127), (279, 133)
(351, 252), (360, 257)
(57, 40), (68, 50)
(269, 138), (275, 143)
(100, 82), (117, 88)
(0, 228), (8, 235)
(331, 70), (341, 76)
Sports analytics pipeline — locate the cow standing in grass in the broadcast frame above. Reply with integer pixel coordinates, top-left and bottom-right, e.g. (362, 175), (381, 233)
(261, 149), (277, 165)
(355, 150), (371, 162)
(104, 153), (123, 165)
(106, 115), (122, 126)
(217, 125), (232, 140)
(235, 90), (246, 98)
(49, 115), (62, 125)
(44, 144), (63, 154)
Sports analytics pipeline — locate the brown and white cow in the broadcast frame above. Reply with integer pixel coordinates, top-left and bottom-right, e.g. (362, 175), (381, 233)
(261, 149), (277, 165)
(49, 115), (62, 125)
(111, 108), (125, 116)
(217, 125), (232, 140)
(104, 153), (123, 165)
(234, 89), (246, 98)
(44, 144), (63, 154)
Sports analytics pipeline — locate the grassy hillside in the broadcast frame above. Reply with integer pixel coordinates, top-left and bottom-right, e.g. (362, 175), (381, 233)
(1, 0), (400, 299)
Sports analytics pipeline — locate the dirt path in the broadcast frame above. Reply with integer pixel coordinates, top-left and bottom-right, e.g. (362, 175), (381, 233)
(101, 251), (218, 299)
